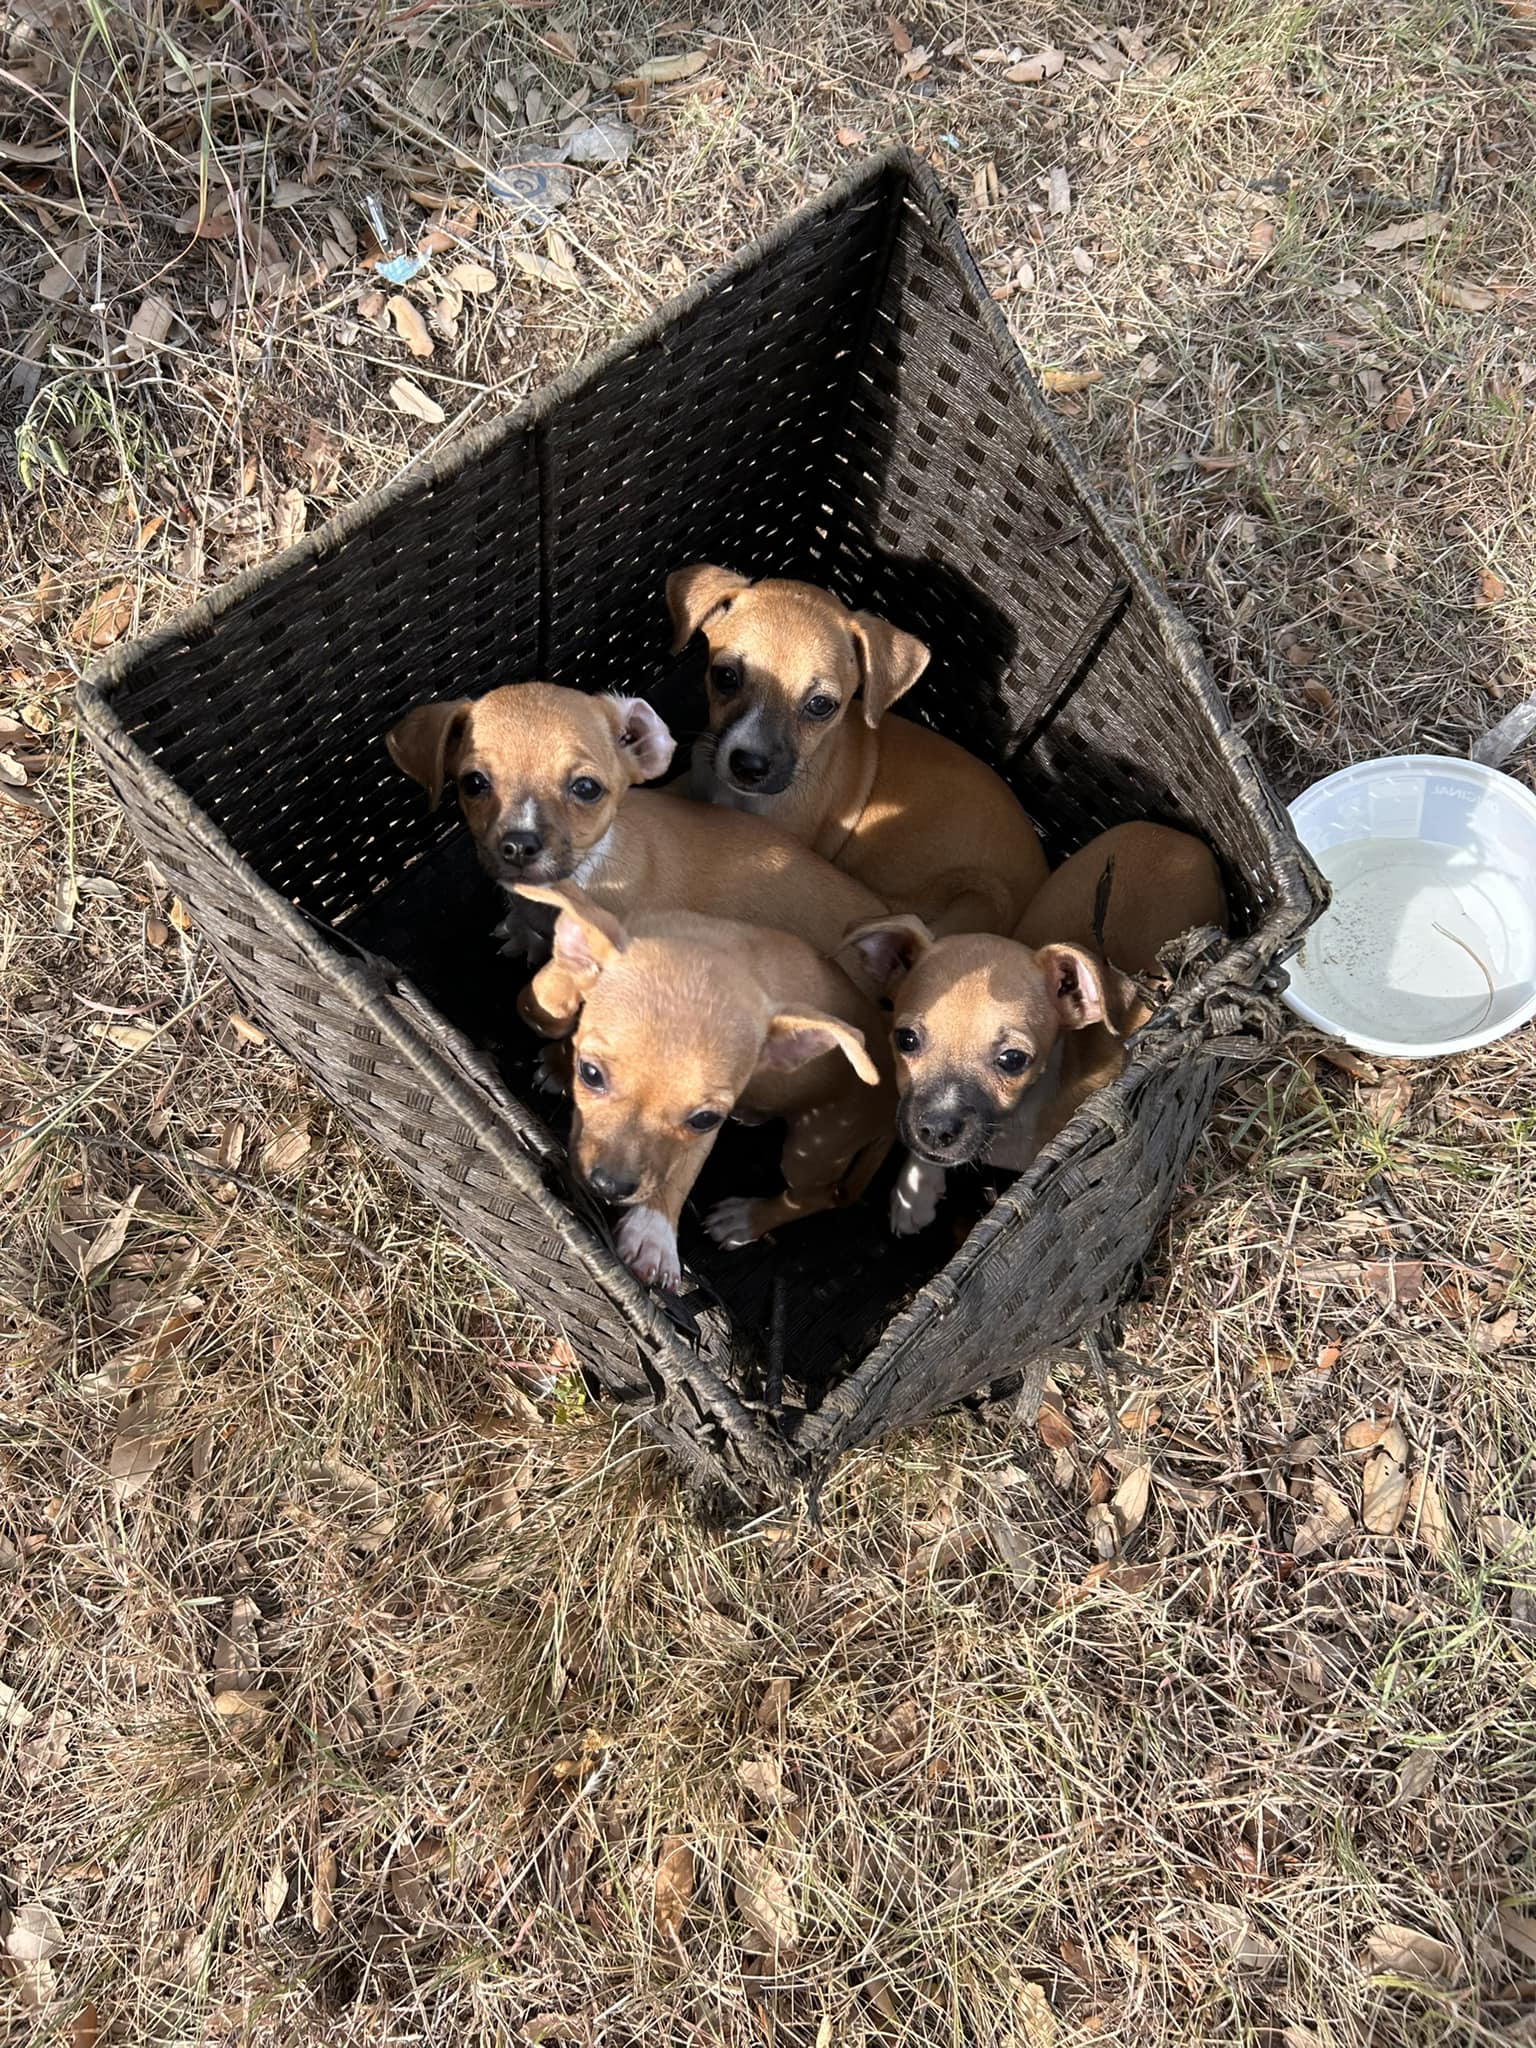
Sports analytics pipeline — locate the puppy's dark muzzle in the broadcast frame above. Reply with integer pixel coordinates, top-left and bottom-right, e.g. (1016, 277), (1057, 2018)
(722, 744), (795, 797)
(899, 1091), (992, 1167)
(585, 1164), (639, 1205)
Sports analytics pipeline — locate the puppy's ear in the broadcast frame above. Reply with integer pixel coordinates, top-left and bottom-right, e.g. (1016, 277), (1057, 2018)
(761, 1010), (879, 1086)
(516, 883), (627, 987)
(835, 914), (934, 997)
(602, 696), (676, 783)
(1036, 943), (1124, 1034)
(666, 564), (752, 654)
(849, 611), (929, 727)
(386, 699), (471, 808)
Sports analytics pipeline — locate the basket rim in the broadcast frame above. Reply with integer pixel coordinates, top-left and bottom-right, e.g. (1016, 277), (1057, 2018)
(78, 144), (1327, 1482)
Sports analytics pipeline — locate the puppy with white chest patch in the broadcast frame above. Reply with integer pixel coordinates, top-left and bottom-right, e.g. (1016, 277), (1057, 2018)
(668, 568), (1049, 935)
(514, 884), (896, 1292)
(843, 823), (1229, 1233)
(385, 682), (889, 993)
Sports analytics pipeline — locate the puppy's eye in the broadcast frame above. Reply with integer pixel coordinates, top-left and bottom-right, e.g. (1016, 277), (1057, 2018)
(893, 1026), (922, 1056)
(685, 1109), (723, 1134)
(711, 663), (742, 696)
(803, 692), (839, 722)
(576, 1059), (607, 1093)
(995, 1048), (1031, 1076)
(569, 776), (605, 805)
(458, 769), (491, 799)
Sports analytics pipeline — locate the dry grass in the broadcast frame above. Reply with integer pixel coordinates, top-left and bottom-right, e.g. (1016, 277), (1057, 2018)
(4, 1), (1536, 2043)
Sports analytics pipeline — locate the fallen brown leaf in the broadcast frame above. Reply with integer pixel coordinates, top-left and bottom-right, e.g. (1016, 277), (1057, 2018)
(1046, 165), (1071, 217)
(1041, 367), (1103, 394)
(734, 1848), (798, 1955)
(1292, 1473), (1354, 1559)
(389, 376), (446, 426)
(449, 261), (497, 294)
(272, 488), (306, 552)
(1404, 1470), (1452, 1559)
(1037, 1399), (1074, 1451)
(110, 1379), (177, 1498)
(1361, 212), (1449, 253)
(1362, 1070), (1411, 1123)
(387, 294), (433, 358)
(737, 1756), (786, 1807)
(755, 1676), (791, 1733)
(1005, 47), (1064, 82)
(1360, 1423), (1410, 1535)
(260, 1123), (311, 1175)
(1476, 567), (1507, 607)
(835, 126), (867, 146)
(1430, 279), (1496, 313)
(652, 1835), (694, 1942)
(311, 1846), (338, 1935)
(634, 49), (707, 83)
(1366, 1922), (1456, 1983)
(72, 583), (134, 649)
(1362, 1259), (1424, 1306)
(887, 14), (912, 53)
(1474, 1308), (1520, 1353)
(1110, 1458), (1151, 1538)
(1302, 679), (1335, 713)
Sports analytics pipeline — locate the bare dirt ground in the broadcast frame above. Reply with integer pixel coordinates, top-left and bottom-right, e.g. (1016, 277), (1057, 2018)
(3, 2), (1535, 2043)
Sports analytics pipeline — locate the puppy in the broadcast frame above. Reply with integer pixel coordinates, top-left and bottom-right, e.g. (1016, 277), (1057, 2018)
(668, 568), (1049, 935)
(845, 823), (1228, 1233)
(515, 884), (896, 1291)
(385, 683), (889, 984)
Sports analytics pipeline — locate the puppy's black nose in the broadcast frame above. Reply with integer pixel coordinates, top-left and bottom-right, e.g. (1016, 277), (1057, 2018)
(586, 1165), (637, 1203)
(916, 1109), (969, 1152)
(499, 828), (544, 866)
(728, 747), (771, 787)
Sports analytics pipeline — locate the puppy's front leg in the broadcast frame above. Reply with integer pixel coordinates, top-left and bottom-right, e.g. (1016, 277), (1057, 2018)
(889, 1151), (946, 1235)
(495, 893), (555, 967)
(614, 1146), (715, 1293)
(706, 1100), (886, 1248)
(518, 959), (584, 1039)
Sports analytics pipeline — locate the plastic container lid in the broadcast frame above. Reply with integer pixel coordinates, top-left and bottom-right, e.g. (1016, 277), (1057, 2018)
(1282, 754), (1536, 1058)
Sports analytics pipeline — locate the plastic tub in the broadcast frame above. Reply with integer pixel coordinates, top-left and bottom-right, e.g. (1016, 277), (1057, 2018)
(1283, 754), (1536, 1057)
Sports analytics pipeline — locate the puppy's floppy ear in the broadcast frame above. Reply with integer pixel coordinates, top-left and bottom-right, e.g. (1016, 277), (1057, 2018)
(835, 914), (934, 998)
(602, 695), (676, 783)
(848, 610), (929, 727)
(386, 699), (471, 808)
(761, 1010), (879, 1086)
(516, 883), (627, 988)
(666, 564), (752, 654)
(1035, 943), (1125, 1034)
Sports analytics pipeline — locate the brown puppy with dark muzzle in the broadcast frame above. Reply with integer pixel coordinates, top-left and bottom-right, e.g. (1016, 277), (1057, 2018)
(515, 884), (896, 1292)
(385, 683), (889, 985)
(843, 822), (1229, 1234)
(668, 568), (1049, 935)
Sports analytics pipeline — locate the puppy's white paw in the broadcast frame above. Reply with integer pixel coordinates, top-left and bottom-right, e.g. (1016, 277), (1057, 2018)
(705, 1197), (761, 1250)
(890, 1154), (945, 1236)
(616, 1207), (681, 1292)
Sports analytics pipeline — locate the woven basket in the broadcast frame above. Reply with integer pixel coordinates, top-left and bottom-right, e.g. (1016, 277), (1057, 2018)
(80, 150), (1324, 1509)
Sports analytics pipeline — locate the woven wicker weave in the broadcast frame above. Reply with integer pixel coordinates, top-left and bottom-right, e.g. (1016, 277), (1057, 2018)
(80, 150), (1324, 1508)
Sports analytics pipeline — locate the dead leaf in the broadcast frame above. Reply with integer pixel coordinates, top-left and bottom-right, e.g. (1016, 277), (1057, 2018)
(272, 488), (306, 552)
(449, 261), (497, 294)
(79, 1186), (142, 1281)
(389, 375), (446, 425)
(1110, 1459), (1151, 1538)
(1248, 219), (1277, 257)
(1046, 166), (1071, 217)
(652, 1835), (693, 1941)
(887, 15), (912, 53)
(72, 583), (134, 649)
(387, 294), (433, 358)
(737, 1757), (785, 1807)
(260, 1123), (311, 1175)
(1005, 48), (1064, 83)
(1392, 1748), (1438, 1803)
(1498, 1907), (1536, 1969)
(734, 1849), (798, 1955)
(4, 1904), (64, 1964)
(114, 295), (174, 365)
(1360, 1423), (1410, 1535)
(311, 1846), (338, 1934)
(540, 24), (579, 60)
(508, 245), (578, 291)
(0, 1681), (34, 1731)
(1194, 452), (1242, 472)
(1041, 367), (1103, 394)
(835, 126), (867, 146)
(1405, 1471), (1452, 1559)
(1362, 1070), (1411, 1124)
(260, 1862), (289, 1926)
(71, 2001), (99, 2048)
(1292, 1474), (1354, 1559)
(1361, 212), (1449, 254)
(973, 160), (998, 210)
(228, 1013), (267, 1046)
(111, 1379), (177, 1498)
(1282, 640), (1318, 665)
(1362, 1259), (1424, 1306)
(1366, 1922), (1457, 1983)
(215, 1592), (262, 1693)
(1085, 1500), (1119, 1561)
(1475, 1308), (1519, 1353)
(1302, 679), (1335, 713)
(1476, 567), (1507, 607)
(634, 49), (707, 83)
(1037, 1398), (1074, 1451)
(1143, 49), (1182, 80)
(755, 1676), (791, 1733)
(1430, 279), (1496, 313)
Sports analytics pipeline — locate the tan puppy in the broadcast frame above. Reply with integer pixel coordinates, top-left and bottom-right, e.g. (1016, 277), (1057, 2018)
(516, 885), (896, 1291)
(668, 568), (1049, 934)
(845, 823), (1228, 1233)
(385, 682), (888, 974)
